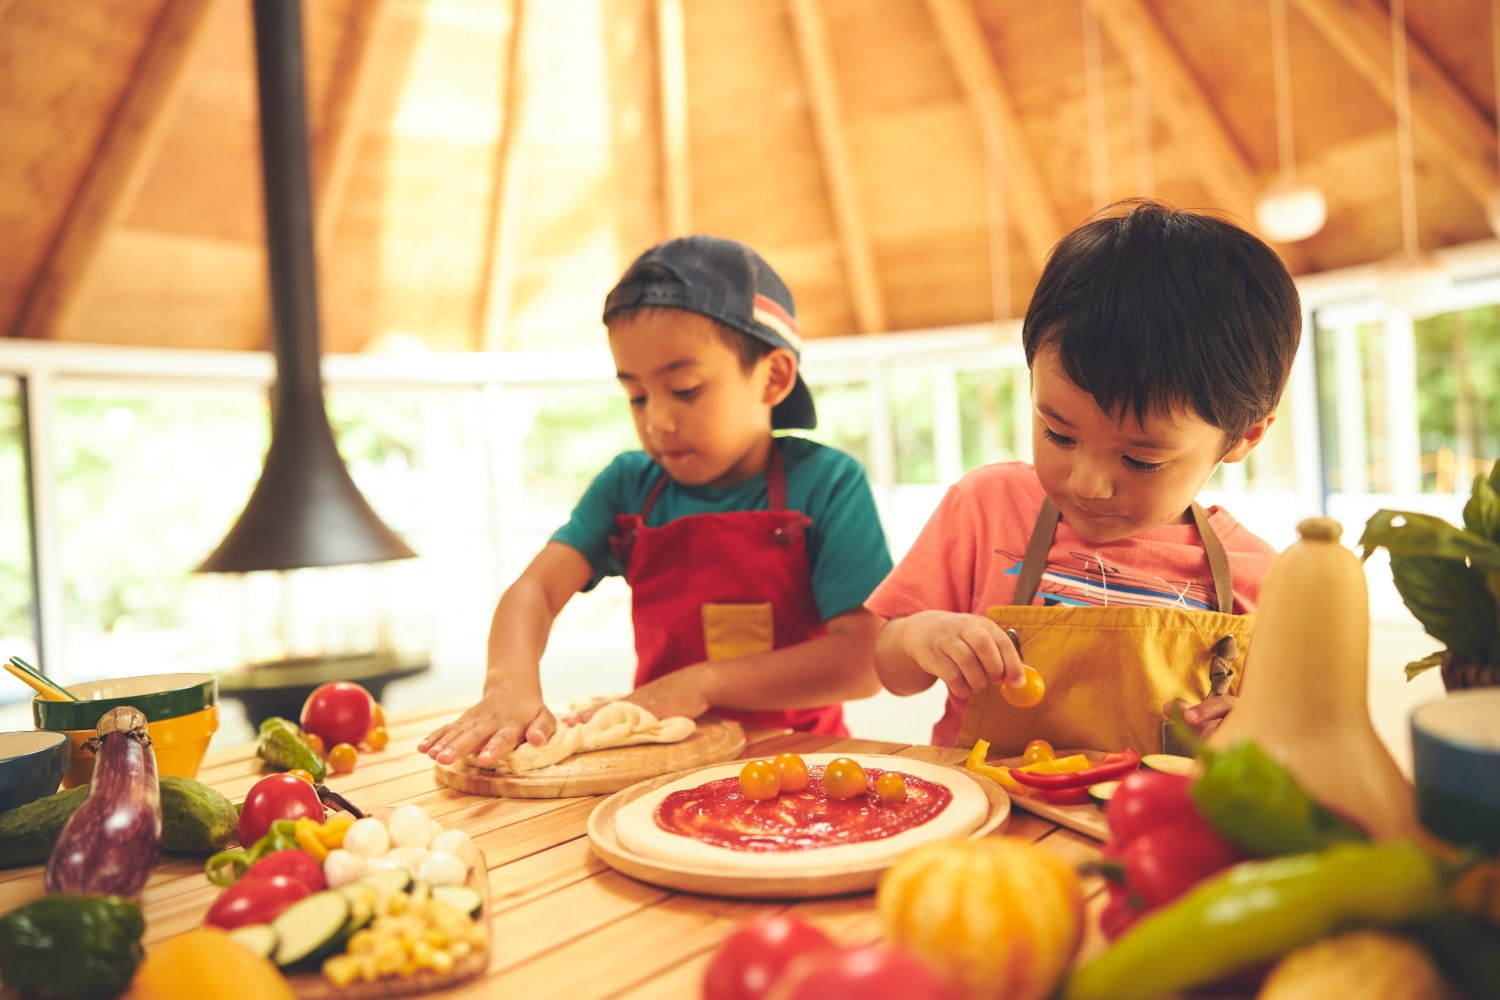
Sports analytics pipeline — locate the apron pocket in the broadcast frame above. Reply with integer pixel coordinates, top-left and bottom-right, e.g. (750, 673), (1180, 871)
(702, 603), (774, 660)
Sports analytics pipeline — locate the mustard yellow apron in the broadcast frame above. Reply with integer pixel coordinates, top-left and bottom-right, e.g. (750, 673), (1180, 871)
(955, 500), (1254, 756)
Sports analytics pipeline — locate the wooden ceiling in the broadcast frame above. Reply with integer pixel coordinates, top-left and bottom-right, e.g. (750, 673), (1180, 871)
(1, 0), (1494, 354)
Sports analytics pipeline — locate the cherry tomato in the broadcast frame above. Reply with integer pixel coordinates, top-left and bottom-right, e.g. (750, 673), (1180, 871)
(771, 943), (958, 1000)
(772, 753), (810, 793)
(738, 760), (781, 800)
(243, 848), (327, 892)
(1001, 666), (1046, 708)
(821, 758), (868, 800)
(702, 913), (834, 1000)
(303, 731), (325, 758)
(204, 873), (311, 930)
(371, 702), (387, 728)
(300, 681), (374, 748)
(1021, 739), (1055, 766)
(327, 743), (358, 775)
(364, 727), (389, 751)
(874, 772), (907, 804)
(238, 773), (324, 847)
(286, 768), (316, 784)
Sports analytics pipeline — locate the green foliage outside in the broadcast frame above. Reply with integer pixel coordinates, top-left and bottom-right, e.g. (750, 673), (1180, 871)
(0, 385), (31, 641)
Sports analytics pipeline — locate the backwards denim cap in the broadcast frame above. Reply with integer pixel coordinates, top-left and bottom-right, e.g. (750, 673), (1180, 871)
(602, 235), (817, 430)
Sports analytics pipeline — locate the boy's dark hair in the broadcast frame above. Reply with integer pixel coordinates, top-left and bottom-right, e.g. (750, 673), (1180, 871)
(606, 305), (775, 373)
(1021, 200), (1301, 442)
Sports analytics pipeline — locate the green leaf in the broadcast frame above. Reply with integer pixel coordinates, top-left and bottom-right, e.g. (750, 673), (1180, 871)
(1463, 468), (1500, 544)
(1359, 509), (1500, 571)
(1389, 555), (1495, 660)
(1404, 651), (1445, 681)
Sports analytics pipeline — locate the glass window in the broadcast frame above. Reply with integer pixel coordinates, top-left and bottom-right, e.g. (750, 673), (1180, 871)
(1414, 305), (1500, 492)
(890, 370), (937, 483)
(958, 368), (1022, 470)
(805, 378), (872, 471)
(0, 378), (36, 691)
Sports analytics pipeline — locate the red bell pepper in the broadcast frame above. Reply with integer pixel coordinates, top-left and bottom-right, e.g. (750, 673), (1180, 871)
(1097, 769), (1245, 939)
(1007, 749), (1141, 791)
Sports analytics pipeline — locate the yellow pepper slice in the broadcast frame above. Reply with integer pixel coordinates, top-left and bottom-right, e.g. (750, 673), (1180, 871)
(316, 812), (355, 849)
(1016, 754), (1090, 775)
(294, 817), (330, 861)
(965, 739), (1025, 793)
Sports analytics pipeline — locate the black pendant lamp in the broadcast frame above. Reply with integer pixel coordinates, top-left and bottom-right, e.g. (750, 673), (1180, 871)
(198, 0), (415, 573)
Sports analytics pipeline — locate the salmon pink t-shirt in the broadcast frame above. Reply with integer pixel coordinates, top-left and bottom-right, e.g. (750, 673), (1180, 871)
(865, 462), (1277, 746)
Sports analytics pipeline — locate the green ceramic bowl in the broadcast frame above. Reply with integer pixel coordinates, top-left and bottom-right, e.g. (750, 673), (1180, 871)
(33, 672), (218, 731)
(1410, 689), (1500, 852)
(0, 730), (71, 812)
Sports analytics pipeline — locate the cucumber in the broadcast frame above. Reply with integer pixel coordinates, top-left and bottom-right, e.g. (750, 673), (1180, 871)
(359, 867), (413, 897)
(271, 891), (351, 967)
(431, 885), (482, 918)
(228, 923), (277, 959)
(1141, 754), (1197, 777)
(256, 717), (327, 783)
(1088, 781), (1121, 806)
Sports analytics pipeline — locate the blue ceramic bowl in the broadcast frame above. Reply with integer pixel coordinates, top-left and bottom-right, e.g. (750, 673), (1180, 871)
(0, 730), (71, 813)
(1410, 689), (1500, 852)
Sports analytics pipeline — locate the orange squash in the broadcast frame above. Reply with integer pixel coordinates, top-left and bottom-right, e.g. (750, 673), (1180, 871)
(877, 836), (1083, 1000)
(124, 926), (295, 1000)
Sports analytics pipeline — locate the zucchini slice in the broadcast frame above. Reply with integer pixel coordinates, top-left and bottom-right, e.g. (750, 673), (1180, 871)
(358, 866), (413, 897)
(1087, 781), (1121, 806)
(1140, 753), (1197, 777)
(431, 885), (482, 918)
(227, 923), (277, 959)
(271, 890), (351, 968)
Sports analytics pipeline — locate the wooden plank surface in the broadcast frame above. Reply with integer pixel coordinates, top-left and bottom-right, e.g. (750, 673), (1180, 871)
(0, 705), (1107, 998)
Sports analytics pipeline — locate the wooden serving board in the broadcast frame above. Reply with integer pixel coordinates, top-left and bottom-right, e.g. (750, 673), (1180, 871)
(995, 749), (1110, 841)
(586, 758), (1010, 899)
(289, 847), (491, 999)
(433, 717), (747, 798)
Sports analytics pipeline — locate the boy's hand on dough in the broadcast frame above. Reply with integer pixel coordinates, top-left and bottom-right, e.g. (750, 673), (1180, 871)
(419, 698), (556, 768)
(898, 610), (1026, 699)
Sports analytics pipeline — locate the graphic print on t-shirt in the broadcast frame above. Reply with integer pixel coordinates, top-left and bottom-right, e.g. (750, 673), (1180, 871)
(997, 548), (1215, 610)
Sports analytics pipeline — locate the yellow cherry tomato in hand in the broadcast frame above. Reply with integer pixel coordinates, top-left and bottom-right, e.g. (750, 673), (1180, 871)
(1021, 739), (1055, 766)
(303, 731), (325, 758)
(739, 760), (781, 800)
(1001, 666), (1046, 708)
(286, 768), (315, 784)
(874, 772), (907, 804)
(772, 753), (810, 793)
(364, 726), (389, 751)
(822, 757), (868, 800)
(327, 742), (358, 775)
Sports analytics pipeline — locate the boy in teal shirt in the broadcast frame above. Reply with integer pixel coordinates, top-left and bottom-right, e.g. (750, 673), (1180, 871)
(423, 236), (892, 767)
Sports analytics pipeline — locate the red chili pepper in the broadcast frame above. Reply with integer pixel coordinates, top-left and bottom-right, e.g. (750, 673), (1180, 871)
(1007, 749), (1141, 790)
(1036, 785), (1093, 806)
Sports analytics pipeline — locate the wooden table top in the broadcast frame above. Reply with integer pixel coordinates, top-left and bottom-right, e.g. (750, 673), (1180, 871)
(0, 703), (1111, 999)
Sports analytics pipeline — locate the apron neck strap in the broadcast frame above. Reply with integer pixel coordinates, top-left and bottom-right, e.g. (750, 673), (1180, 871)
(1013, 499), (1236, 613)
(637, 439), (786, 520)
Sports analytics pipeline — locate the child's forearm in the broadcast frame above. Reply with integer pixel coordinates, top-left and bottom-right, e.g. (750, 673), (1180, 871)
(482, 543), (590, 702)
(873, 615), (941, 696)
(689, 608), (885, 711)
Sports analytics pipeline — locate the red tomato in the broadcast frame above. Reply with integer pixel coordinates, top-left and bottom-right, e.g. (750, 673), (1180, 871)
(767, 944), (957, 1000)
(1103, 771), (1200, 844)
(300, 682), (374, 748)
(243, 848), (327, 892)
(238, 773), (324, 846)
(204, 874), (310, 930)
(703, 914), (834, 1000)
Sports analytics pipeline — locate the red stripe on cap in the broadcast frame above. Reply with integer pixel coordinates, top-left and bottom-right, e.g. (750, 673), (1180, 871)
(753, 294), (796, 335)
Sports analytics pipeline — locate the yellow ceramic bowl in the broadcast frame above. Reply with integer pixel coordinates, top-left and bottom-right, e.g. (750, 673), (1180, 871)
(55, 703), (219, 789)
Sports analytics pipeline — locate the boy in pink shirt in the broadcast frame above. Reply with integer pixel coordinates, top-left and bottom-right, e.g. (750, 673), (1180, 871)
(868, 202), (1300, 753)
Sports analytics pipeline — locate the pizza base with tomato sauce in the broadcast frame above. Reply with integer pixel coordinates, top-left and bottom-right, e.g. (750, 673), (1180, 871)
(614, 754), (988, 874)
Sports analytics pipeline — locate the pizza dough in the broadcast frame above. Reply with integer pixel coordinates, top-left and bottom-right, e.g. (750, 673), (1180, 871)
(480, 700), (696, 774)
(614, 754), (988, 874)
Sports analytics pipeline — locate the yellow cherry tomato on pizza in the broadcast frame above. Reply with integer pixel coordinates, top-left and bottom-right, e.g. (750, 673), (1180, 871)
(874, 772), (908, 804)
(822, 757), (868, 800)
(1002, 666), (1046, 708)
(1021, 739), (1055, 765)
(772, 753), (810, 793)
(739, 760), (782, 800)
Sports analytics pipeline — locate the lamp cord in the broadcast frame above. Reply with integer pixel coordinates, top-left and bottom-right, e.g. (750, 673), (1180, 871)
(1082, 0), (1109, 209)
(1130, 14), (1155, 197)
(1269, 0), (1297, 183)
(1392, 0), (1418, 259)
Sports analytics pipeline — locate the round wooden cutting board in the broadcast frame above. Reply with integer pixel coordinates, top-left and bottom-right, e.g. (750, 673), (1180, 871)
(586, 760), (1010, 898)
(433, 717), (747, 798)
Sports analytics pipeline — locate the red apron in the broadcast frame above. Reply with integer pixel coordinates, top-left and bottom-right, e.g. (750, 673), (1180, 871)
(610, 442), (845, 735)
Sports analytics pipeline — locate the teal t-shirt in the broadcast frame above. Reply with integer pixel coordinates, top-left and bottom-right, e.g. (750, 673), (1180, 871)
(550, 436), (893, 621)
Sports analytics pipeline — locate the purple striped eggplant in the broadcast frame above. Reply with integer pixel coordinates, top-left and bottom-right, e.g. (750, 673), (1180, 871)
(45, 706), (162, 897)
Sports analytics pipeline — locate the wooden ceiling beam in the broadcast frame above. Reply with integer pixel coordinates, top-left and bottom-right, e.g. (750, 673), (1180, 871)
(1089, 0), (1304, 270)
(787, 0), (886, 334)
(10, 0), (212, 340)
(925, 0), (1064, 318)
(478, 0), (529, 352)
(1291, 0), (1498, 207)
(656, 0), (690, 236)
